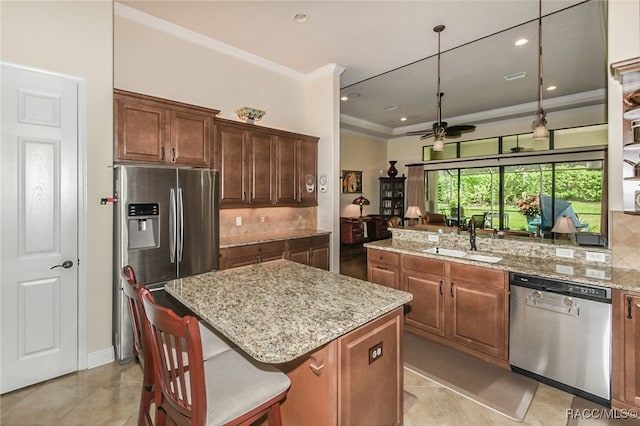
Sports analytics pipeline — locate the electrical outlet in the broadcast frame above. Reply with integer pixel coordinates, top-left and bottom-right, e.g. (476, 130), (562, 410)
(235, 216), (242, 226)
(368, 342), (383, 364)
(585, 251), (606, 263)
(555, 264), (574, 275)
(260, 216), (265, 224)
(428, 234), (439, 242)
(586, 268), (606, 279)
(555, 248), (574, 259)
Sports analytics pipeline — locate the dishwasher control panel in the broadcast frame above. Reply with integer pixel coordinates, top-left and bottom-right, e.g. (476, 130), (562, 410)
(510, 272), (611, 302)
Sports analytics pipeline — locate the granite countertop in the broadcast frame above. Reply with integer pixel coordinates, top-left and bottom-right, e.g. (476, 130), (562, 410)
(220, 229), (331, 248)
(365, 238), (640, 292)
(165, 259), (412, 363)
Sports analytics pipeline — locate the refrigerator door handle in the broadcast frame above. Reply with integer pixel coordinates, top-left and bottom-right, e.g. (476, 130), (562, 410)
(177, 187), (184, 262)
(169, 188), (177, 264)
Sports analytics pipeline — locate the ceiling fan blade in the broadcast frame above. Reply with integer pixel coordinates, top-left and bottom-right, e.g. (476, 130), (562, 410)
(406, 130), (430, 136)
(446, 124), (476, 133)
(444, 131), (462, 138)
(420, 132), (435, 140)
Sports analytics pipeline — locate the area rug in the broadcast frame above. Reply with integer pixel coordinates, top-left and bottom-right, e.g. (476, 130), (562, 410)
(403, 332), (538, 421)
(567, 397), (640, 426)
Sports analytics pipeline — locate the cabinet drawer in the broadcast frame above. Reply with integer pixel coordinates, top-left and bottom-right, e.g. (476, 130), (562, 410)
(288, 234), (330, 251)
(402, 255), (445, 276)
(367, 249), (399, 267)
(449, 263), (506, 290)
(226, 241), (286, 259)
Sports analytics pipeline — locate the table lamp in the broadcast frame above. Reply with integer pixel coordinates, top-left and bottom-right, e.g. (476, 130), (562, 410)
(551, 215), (577, 241)
(352, 195), (370, 219)
(405, 206), (423, 226)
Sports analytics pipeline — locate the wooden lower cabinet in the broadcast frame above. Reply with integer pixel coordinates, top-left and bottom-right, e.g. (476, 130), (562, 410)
(612, 289), (640, 411)
(385, 251), (508, 367)
(402, 255), (446, 337)
(367, 249), (400, 289)
(278, 307), (404, 426)
(448, 263), (508, 360)
(287, 235), (330, 270)
(219, 241), (286, 270)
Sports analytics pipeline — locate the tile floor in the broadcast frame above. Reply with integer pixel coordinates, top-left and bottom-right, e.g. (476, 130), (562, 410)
(0, 360), (577, 425)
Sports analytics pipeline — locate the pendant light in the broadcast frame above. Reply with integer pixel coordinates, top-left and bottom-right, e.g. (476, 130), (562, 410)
(532, 0), (549, 141)
(432, 25), (446, 151)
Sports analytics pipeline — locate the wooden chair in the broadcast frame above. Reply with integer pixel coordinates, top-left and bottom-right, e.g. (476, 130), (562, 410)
(121, 266), (234, 426)
(139, 288), (291, 426)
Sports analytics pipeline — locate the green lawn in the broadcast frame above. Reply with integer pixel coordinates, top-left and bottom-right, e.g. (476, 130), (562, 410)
(446, 201), (601, 233)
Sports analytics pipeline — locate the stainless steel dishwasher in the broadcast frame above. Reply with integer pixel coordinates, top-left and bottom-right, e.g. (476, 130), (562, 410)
(509, 272), (612, 406)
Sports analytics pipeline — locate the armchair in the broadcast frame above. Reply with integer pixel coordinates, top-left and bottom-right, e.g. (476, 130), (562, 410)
(366, 215), (391, 241)
(340, 217), (364, 245)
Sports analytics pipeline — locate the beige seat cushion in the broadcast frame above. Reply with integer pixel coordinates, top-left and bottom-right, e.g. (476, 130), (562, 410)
(199, 322), (234, 360)
(203, 348), (291, 425)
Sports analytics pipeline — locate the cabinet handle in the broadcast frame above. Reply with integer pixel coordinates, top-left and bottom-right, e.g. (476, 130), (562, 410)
(439, 280), (443, 296)
(310, 248), (314, 258)
(161, 147), (165, 161)
(376, 265), (388, 270)
(171, 147), (176, 162)
(450, 281), (454, 298)
(309, 353), (324, 376)
(243, 192), (246, 202)
(628, 296), (634, 319)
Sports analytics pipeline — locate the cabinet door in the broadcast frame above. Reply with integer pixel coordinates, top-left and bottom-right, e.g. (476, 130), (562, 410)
(288, 248), (311, 266)
(170, 109), (211, 166)
(403, 270), (445, 337)
(367, 262), (399, 289)
(216, 124), (246, 206)
(246, 131), (274, 205)
(298, 138), (318, 205)
(338, 307), (403, 426)
(275, 135), (297, 204)
(115, 98), (168, 163)
(447, 279), (507, 358)
(623, 294), (640, 406)
(310, 245), (330, 271)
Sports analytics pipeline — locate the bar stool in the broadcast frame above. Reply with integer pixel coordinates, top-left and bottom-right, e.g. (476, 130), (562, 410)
(139, 287), (291, 426)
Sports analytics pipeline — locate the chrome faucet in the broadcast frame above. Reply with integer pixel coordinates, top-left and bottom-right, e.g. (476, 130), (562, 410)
(469, 217), (477, 251)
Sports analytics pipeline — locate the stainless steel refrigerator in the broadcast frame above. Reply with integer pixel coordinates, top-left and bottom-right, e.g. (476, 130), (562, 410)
(113, 165), (219, 362)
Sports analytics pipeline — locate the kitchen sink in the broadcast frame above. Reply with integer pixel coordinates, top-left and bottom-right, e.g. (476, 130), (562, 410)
(422, 247), (503, 264)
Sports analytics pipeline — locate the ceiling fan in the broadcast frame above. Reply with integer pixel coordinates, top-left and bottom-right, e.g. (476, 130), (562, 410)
(407, 25), (476, 145)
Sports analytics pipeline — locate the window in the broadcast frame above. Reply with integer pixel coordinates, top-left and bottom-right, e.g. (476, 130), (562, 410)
(419, 125), (607, 235)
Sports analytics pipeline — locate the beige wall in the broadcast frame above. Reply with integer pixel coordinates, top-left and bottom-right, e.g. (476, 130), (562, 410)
(339, 131), (389, 218)
(1, 1), (114, 356)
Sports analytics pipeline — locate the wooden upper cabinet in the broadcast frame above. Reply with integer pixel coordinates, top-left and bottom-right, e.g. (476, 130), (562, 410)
(114, 89), (217, 167)
(214, 117), (319, 208)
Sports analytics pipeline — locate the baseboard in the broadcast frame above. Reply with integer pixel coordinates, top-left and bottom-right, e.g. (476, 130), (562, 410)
(87, 346), (115, 369)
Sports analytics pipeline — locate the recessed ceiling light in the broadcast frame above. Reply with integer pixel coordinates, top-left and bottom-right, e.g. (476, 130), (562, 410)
(385, 106), (398, 111)
(504, 72), (527, 81)
(546, 85), (557, 91)
(340, 95), (348, 101)
(514, 38), (529, 47)
(400, 117), (407, 122)
(347, 93), (361, 99)
(293, 13), (308, 23)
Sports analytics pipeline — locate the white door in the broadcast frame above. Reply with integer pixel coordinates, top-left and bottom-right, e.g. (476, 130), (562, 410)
(1, 63), (79, 393)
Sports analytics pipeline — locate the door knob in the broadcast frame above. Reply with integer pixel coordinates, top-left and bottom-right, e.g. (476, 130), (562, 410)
(51, 260), (74, 270)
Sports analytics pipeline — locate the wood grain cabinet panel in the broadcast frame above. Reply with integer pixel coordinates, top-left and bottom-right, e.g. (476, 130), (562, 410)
(613, 290), (640, 412)
(287, 235), (330, 271)
(219, 241), (285, 270)
(367, 249), (400, 289)
(401, 255), (446, 337)
(114, 90), (216, 167)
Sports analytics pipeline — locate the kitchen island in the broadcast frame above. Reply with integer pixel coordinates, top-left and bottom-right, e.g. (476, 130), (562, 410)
(165, 259), (412, 425)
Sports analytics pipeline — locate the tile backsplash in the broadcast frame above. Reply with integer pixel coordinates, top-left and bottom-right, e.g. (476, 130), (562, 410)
(611, 210), (640, 270)
(219, 207), (317, 237)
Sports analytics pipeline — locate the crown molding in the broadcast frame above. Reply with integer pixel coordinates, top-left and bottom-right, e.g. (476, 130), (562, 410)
(114, 2), (307, 81)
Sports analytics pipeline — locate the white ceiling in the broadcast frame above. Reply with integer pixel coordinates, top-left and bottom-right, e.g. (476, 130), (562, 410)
(118, 0), (607, 138)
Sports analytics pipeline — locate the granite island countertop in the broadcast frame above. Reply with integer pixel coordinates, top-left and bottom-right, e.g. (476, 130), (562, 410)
(220, 229), (331, 248)
(165, 259), (412, 363)
(365, 238), (640, 292)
